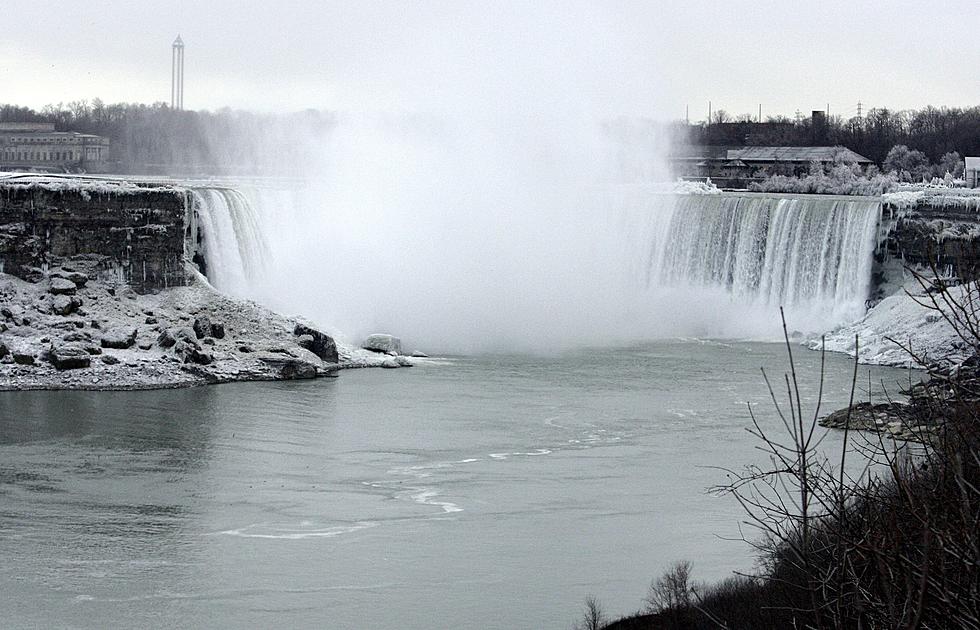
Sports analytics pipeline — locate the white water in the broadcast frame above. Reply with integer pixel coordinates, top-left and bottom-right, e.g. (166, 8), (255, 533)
(190, 187), (273, 298)
(647, 193), (881, 334)
(192, 182), (882, 349)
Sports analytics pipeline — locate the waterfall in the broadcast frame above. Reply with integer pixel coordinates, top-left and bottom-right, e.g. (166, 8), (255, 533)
(191, 187), (273, 297)
(647, 193), (881, 332)
(189, 181), (883, 346)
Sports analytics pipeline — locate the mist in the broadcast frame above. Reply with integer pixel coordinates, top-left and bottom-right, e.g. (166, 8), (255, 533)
(241, 111), (676, 353)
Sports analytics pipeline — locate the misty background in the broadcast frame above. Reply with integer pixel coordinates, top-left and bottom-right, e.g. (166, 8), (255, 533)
(2, 1), (978, 351)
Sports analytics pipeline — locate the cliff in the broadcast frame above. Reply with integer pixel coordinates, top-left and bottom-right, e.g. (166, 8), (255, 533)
(880, 190), (980, 280)
(0, 179), (189, 293)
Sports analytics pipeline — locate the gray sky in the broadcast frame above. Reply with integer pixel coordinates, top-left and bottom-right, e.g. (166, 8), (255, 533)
(1, 0), (976, 120)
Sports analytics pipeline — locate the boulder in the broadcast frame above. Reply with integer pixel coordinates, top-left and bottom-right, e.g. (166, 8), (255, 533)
(363, 334), (402, 355)
(0, 342), (7, 359)
(174, 327), (199, 345)
(159, 327), (196, 348)
(48, 277), (77, 296)
(22, 267), (45, 283)
(101, 328), (138, 349)
(51, 295), (82, 316)
(295, 334), (316, 352)
(410, 351), (429, 358)
(174, 340), (212, 365)
(48, 343), (92, 370)
(210, 322), (225, 339)
(293, 323), (339, 363)
(101, 354), (121, 365)
(12, 352), (35, 365)
(51, 270), (89, 287)
(157, 329), (177, 348)
(62, 332), (90, 342)
(259, 355), (318, 379)
(380, 358), (401, 369)
(193, 315), (212, 339)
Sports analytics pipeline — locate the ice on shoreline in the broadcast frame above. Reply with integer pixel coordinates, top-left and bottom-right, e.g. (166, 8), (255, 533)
(813, 282), (970, 368)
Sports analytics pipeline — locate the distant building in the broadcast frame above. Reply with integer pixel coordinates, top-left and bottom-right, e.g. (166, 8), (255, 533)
(0, 122), (110, 173)
(967, 157), (980, 188)
(671, 145), (873, 189)
(726, 146), (872, 176)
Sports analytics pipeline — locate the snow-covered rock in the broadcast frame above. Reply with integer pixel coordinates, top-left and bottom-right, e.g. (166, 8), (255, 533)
(815, 284), (969, 367)
(363, 334), (402, 355)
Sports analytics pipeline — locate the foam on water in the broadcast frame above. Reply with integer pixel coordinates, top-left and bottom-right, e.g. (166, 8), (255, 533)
(211, 521), (379, 540)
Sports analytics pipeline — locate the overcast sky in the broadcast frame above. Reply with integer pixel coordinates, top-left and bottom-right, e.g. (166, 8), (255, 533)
(1, 0), (976, 120)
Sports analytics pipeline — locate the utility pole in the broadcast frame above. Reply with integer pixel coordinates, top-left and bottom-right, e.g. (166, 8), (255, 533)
(708, 101), (712, 126)
(759, 104), (762, 123)
(686, 104), (689, 125)
(857, 100), (863, 118)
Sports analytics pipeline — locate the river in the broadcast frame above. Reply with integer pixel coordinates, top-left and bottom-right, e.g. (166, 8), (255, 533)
(0, 341), (911, 629)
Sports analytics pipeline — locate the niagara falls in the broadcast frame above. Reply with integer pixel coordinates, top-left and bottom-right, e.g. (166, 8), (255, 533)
(3, 2), (980, 629)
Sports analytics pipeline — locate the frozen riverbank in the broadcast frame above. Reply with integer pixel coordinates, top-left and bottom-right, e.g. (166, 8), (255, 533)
(0, 261), (412, 392)
(813, 280), (969, 368)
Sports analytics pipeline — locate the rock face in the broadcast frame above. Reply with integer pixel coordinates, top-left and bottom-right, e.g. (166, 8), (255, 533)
(363, 334), (402, 355)
(0, 181), (188, 293)
(294, 323), (339, 363)
(47, 343), (92, 370)
(877, 199), (980, 295)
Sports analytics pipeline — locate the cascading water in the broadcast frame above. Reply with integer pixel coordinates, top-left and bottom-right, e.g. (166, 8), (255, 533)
(191, 187), (274, 298)
(190, 179), (883, 347)
(646, 193), (881, 333)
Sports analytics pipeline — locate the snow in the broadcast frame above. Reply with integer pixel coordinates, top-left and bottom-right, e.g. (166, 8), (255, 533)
(883, 186), (980, 212)
(814, 282), (971, 368)
(669, 178), (722, 195)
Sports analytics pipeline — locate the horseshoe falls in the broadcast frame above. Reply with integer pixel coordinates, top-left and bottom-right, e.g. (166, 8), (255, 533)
(190, 184), (882, 348)
(645, 192), (882, 337)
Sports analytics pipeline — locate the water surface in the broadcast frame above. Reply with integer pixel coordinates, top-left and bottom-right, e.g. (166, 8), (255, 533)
(0, 341), (913, 629)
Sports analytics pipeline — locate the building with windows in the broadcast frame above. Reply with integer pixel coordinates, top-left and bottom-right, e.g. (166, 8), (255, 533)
(671, 145), (873, 188)
(0, 122), (110, 173)
(967, 157), (979, 188)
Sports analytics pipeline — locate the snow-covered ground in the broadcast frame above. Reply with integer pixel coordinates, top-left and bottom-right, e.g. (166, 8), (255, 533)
(0, 263), (414, 391)
(813, 280), (971, 368)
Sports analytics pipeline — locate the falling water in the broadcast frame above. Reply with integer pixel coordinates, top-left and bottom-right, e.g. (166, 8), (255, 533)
(648, 192), (881, 331)
(192, 182), (883, 346)
(191, 187), (273, 298)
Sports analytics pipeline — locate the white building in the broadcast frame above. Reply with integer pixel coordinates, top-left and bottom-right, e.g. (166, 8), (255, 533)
(0, 122), (109, 173)
(966, 157), (980, 188)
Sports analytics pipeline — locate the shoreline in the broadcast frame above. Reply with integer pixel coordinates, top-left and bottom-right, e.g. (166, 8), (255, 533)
(0, 260), (414, 393)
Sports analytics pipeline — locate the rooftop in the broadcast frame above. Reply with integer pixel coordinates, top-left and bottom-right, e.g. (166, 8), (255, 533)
(727, 146), (872, 163)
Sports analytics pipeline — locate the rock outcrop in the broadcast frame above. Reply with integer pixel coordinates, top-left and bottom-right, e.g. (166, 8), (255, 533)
(0, 179), (188, 293)
(363, 334), (402, 355)
(294, 323), (339, 363)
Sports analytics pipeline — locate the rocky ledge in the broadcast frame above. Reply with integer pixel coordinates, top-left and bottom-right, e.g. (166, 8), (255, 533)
(0, 257), (413, 391)
(819, 364), (980, 444)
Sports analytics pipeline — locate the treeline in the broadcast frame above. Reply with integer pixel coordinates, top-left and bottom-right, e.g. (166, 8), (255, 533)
(0, 101), (336, 174)
(685, 105), (980, 165)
